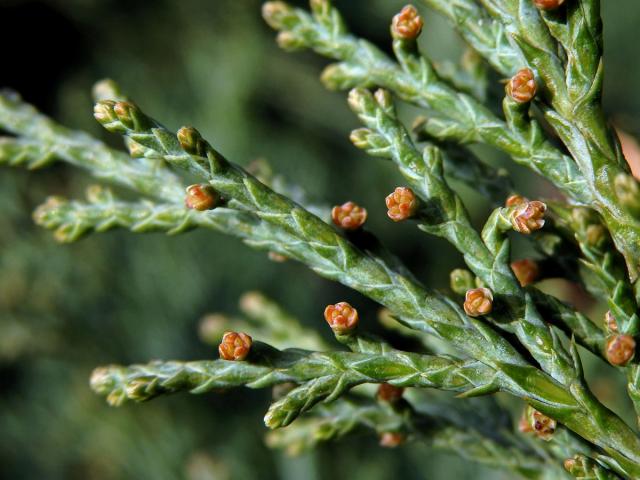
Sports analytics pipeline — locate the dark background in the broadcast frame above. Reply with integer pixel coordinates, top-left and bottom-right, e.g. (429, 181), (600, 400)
(1, 1), (639, 478)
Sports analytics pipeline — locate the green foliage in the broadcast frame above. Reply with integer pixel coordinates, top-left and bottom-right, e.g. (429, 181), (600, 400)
(4, 0), (640, 479)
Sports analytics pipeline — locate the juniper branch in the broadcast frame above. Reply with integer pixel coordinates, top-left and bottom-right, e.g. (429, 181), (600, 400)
(91, 98), (532, 370)
(262, 1), (591, 204)
(0, 91), (183, 201)
(4, 0), (640, 476)
(549, 203), (638, 335)
(90, 342), (496, 428)
(349, 86), (581, 385)
(31, 188), (245, 241)
(266, 397), (556, 480)
(88, 97), (640, 475)
(267, 0), (640, 284)
(476, 0), (640, 281)
(549, 202), (640, 421)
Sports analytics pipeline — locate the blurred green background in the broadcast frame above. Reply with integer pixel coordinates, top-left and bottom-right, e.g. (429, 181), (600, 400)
(1, 1), (639, 478)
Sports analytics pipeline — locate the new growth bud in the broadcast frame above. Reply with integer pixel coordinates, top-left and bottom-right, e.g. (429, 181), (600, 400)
(510, 259), (540, 287)
(321, 63), (353, 91)
(506, 68), (537, 104)
(262, 2), (296, 30)
(377, 383), (404, 403)
(218, 331), (252, 361)
(386, 187), (418, 222)
(606, 334), (636, 366)
(331, 201), (368, 230)
(185, 184), (219, 211)
(93, 100), (118, 126)
(32, 196), (67, 226)
(374, 89), (393, 110)
(450, 268), (475, 295)
(533, 0), (565, 11)
(510, 201), (547, 234)
(276, 31), (305, 50)
(349, 128), (373, 149)
(463, 288), (493, 317)
(112, 101), (137, 129)
(177, 126), (208, 157)
(391, 5), (424, 40)
(324, 302), (359, 334)
(94, 100), (149, 132)
(90, 366), (115, 397)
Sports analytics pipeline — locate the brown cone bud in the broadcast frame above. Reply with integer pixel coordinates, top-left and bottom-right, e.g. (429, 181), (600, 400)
(218, 331), (252, 361)
(532, 410), (558, 440)
(324, 302), (359, 334)
(391, 5), (424, 40)
(529, 407), (556, 441)
(510, 259), (540, 287)
(505, 194), (528, 207)
(533, 0), (565, 11)
(377, 383), (404, 403)
(379, 432), (405, 448)
(185, 184), (219, 211)
(463, 288), (493, 317)
(331, 201), (368, 230)
(386, 187), (418, 222)
(606, 334), (636, 366)
(506, 68), (537, 104)
(511, 201), (547, 234)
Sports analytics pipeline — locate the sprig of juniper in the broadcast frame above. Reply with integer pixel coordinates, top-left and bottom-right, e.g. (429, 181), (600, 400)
(89, 342), (496, 428)
(476, 0), (640, 281)
(0, 91), (182, 201)
(264, 0), (640, 287)
(4, 86), (640, 474)
(262, 1), (590, 204)
(4, 0), (640, 476)
(265, 396), (559, 480)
